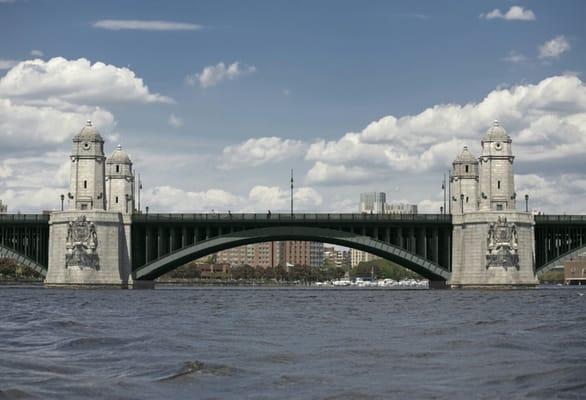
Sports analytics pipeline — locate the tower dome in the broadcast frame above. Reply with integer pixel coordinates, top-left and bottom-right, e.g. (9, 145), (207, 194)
(453, 146), (477, 164)
(107, 145), (131, 164)
(482, 120), (510, 142)
(74, 120), (104, 142)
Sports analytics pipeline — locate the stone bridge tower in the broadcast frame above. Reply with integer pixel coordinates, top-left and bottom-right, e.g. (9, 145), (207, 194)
(68, 121), (106, 211)
(46, 122), (133, 288)
(449, 121), (538, 287)
(106, 145), (135, 214)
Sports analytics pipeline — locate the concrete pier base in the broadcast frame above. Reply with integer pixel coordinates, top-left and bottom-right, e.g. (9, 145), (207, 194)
(45, 210), (132, 288)
(133, 280), (155, 289)
(448, 211), (539, 288)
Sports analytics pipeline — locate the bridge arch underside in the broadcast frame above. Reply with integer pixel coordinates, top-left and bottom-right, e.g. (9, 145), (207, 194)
(0, 244), (47, 278)
(536, 244), (586, 276)
(134, 227), (451, 282)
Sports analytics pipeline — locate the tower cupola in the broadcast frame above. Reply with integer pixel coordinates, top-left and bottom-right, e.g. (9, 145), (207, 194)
(451, 146), (479, 214)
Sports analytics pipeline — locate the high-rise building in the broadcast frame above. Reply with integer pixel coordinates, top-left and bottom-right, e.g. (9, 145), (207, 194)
(309, 242), (324, 268)
(359, 192), (386, 214)
(0, 200), (6, 213)
(216, 245), (250, 266)
(324, 246), (351, 269)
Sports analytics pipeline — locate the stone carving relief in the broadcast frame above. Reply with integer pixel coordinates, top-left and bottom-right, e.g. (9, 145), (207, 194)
(486, 216), (519, 269)
(65, 215), (99, 270)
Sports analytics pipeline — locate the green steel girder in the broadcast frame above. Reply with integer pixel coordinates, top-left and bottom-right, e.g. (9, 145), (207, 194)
(0, 244), (47, 277)
(134, 226), (451, 281)
(536, 244), (586, 276)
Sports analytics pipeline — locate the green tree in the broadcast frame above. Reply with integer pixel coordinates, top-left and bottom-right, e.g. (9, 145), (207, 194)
(352, 259), (421, 280)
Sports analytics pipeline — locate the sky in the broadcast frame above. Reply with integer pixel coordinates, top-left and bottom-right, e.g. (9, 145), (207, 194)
(1, 0), (585, 214)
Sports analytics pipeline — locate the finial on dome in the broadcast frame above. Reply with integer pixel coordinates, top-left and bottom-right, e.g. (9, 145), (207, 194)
(86, 120), (92, 127)
(463, 145), (468, 150)
(117, 144), (122, 150)
(493, 119), (499, 127)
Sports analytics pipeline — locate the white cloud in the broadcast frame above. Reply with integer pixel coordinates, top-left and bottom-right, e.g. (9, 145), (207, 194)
(502, 51), (527, 64)
(219, 137), (306, 169)
(538, 36), (570, 59)
(305, 162), (375, 186)
(0, 59), (18, 69)
(0, 57), (173, 104)
(140, 184), (322, 213)
(0, 98), (115, 147)
(481, 6), (536, 21)
(186, 62), (256, 88)
(30, 49), (43, 57)
(304, 75), (586, 185)
(168, 114), (183, 128)
(516, 173), (586, 213)
(93, 20), (201, 31)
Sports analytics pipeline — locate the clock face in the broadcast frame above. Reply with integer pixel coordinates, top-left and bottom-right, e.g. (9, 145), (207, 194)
(82, 142), (91, 151)
(494, 142), (502, 151)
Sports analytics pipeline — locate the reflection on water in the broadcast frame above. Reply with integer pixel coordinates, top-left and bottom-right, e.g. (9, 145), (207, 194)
(0, 286), (585, 399)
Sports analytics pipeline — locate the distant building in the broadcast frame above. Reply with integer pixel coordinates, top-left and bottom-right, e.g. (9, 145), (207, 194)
(217, 245), (250, 266)
(384, 203), (418, 214)
(359, 192), (386, 214)
(564, 258), (586, 285)
(0, 200), (6, 214)
(215, 241), (322, 268)
(280, 241), (323, 267)
(350, 249), (379, 268)
(324, 246), (350, 269)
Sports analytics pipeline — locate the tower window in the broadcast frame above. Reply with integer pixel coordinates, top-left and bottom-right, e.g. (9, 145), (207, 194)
(465, 165), (469, 173)
(116, 165), (120, 173)
(466, 196), (469, 203)
(83, 180), (87, 189)
(496, 204), (503, 211)
(115, 196), (119, 204)
(497, 180), (501, 189)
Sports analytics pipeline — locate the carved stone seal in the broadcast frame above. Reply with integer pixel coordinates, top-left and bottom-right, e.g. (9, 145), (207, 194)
(65, 215), (99, 270)
(486, 216), (519, 269)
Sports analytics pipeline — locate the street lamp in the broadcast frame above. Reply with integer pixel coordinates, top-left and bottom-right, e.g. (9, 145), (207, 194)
(525, 194), (529, 213)
(442, 173), (446, 215)
(460, 193), (464, 214)
(60, 194), (64, 211)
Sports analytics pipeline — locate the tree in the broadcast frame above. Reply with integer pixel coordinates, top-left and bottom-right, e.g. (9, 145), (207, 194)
(352, 259), (421, 280)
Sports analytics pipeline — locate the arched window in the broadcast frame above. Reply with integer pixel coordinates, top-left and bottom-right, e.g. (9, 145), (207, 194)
(83, 180), (87, 189)
(116, 165), (120, 173)
(465, 165), (469, 173)
(497, 180), (501, 189)
(115, 196), (119, 204)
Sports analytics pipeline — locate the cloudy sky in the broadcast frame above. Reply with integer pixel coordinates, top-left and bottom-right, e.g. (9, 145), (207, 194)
(1, 0), (585, 214)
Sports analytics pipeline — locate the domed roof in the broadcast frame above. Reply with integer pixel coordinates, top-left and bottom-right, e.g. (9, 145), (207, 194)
(483, 120), (510, 141)
(107, 144), (131, 164)
(453, 145), (477, 164)
(74, 120), (104, 142)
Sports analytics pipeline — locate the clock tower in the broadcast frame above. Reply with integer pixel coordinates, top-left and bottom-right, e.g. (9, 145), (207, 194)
(69, 120), (106, 210)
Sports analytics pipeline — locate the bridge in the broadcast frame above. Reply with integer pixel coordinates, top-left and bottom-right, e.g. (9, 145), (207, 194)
(1, 212), (585, 285)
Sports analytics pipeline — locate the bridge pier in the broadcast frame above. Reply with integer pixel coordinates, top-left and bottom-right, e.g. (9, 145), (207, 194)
(449, 211), (539, 287)
(45, 211), (133, 288)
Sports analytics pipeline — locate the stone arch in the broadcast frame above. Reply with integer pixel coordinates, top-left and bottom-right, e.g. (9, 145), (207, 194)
(536, 243), (586, 276)
(134, 226), (451, 282)
(0, 244), (47, 278)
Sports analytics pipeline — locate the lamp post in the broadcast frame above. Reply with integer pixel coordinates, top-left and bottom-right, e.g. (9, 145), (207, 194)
(60, 194), (64, 211)
(525, 194), (529, 213)
(290, 169), (294, 216)
(442, 173), (446, 215)
(460, 193), (464, 214)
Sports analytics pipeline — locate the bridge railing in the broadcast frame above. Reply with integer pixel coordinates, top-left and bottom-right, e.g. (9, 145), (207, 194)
(132, 212), (452, 223)
(0, 214), (50, 223)
(535, 215), (586, 223)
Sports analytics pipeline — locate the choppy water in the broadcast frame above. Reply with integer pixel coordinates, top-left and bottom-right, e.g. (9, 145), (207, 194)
(0, 286), (585, 399)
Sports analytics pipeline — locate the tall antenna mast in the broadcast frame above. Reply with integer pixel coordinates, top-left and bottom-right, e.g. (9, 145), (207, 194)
(290, 169), (294, 216)
(137, 173), (142, 213)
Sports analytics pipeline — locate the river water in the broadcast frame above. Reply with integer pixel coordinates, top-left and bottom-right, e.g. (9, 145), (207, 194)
(0, 286), (584, 399)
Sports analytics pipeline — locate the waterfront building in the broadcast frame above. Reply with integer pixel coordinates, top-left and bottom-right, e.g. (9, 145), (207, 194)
(564, 258), (586, 285)
(324, 246), (351, 269)
(216, 245), (251, 266)
(350, 249), (379, 268)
